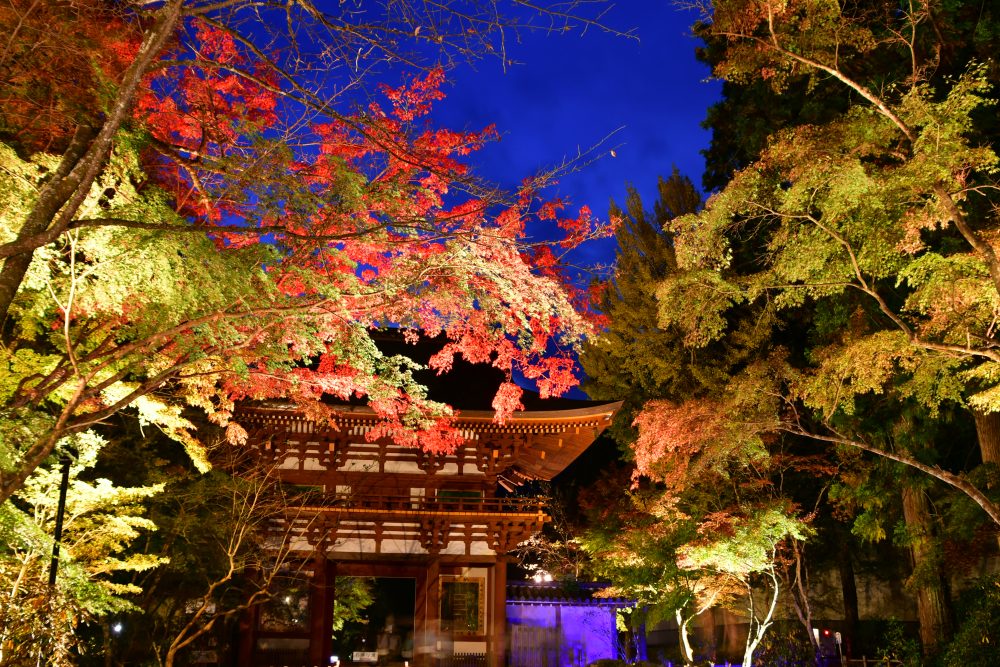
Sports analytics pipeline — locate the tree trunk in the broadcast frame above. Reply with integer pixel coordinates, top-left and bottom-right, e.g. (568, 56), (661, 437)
(103, 620), (113, 667)
(973, 409), (1000, 466)
(837, 534), (859, 658)
(972, 409), (1000, 550)
(786, 540), (818, 655)
(742, 567), (779, 667)
(0, 123), (95, 331)
(0, 0), (183, 323)
(901, 485), (952, 655)
(676, 608), (695, 665)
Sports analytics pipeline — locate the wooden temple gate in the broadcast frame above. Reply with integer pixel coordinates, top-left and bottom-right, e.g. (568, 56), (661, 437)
(233, 402), (618, 667)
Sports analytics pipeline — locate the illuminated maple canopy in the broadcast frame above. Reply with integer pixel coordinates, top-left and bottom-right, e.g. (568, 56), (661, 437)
(0, 0), (620, 503)
(639, 0), (1000, 526)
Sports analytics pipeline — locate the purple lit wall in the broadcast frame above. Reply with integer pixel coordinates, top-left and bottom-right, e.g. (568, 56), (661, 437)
(506, 602), (622, 666)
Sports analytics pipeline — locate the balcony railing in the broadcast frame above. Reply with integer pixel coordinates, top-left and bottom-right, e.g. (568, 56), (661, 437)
(291, 493), (544, 516)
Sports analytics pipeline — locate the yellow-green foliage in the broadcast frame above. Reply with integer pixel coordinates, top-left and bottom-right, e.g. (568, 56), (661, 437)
(678, 506), (809, 578)
(0, 133), (280, 484)
(0, 430), (165, 657)
(658, 65), (1000, 423)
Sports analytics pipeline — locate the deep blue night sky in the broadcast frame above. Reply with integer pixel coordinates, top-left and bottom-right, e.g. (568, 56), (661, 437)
(431, 2), (720, 269)
(417, 2), (721, 394)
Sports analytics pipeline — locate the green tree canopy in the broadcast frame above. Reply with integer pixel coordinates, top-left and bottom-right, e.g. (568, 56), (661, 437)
(655, 0), (1000, 525)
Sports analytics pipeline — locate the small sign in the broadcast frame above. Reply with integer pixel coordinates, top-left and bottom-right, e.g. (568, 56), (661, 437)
(352, 651), (378, 663)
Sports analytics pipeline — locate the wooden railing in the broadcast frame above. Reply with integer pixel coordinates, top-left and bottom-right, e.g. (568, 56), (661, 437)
(440, 653), (487, 667)
(295, 493), (545, 515)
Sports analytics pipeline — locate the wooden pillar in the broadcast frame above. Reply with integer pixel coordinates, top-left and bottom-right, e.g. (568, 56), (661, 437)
(415, 558), (441, 667)
(309, 555), (335, 666)
(414, 568), (427, 665)
(236, 602), (258, 665)
(327, 561), (337, 662)
(837, 531), (859, 659)
(635, 620), (648, 662)
(428, 559), (441, 665)
(491, 556), (508, 667)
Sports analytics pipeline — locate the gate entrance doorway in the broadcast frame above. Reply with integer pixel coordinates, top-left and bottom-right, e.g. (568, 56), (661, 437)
(334, 577), (416, 666)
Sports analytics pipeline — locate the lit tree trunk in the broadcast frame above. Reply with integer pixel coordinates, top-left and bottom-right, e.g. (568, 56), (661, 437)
(742, 563), (779, 667)
(972, 409), (1000, 549)
(785, 540), (817, 655)
(676, 608), (695, 665)
(0, 0), (183, 323)
(901, 485), (952, 656)
(837, 535), (859, 658)
(972, 409), (1000, 466)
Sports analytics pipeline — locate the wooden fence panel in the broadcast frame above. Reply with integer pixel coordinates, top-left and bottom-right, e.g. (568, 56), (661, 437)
(509, 625), (561, 667)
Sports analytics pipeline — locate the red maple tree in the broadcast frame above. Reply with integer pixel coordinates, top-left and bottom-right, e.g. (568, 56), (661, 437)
(0, 0), (614, 503)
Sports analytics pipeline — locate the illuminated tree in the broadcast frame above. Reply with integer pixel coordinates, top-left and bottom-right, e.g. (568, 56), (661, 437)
(655, 0), (1000, 522)
(0, 431), (164, 665)
(580, 470), (723, 666)
(580, 174), (811, 664)
(0, 0), (625, 504)
(678, 506), (808, 667)
(639, 2), (1000, 654)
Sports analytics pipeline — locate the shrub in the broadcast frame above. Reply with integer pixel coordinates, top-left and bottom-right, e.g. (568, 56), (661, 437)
(938, 576), (1000, 667)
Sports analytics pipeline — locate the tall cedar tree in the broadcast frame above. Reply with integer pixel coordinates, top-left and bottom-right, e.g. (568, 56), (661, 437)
(581, 169), (703, 444)
(696, 26), (848, 193)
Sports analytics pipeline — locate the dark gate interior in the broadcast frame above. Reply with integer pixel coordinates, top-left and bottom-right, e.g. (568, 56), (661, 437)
(333, 577), (416, 667)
